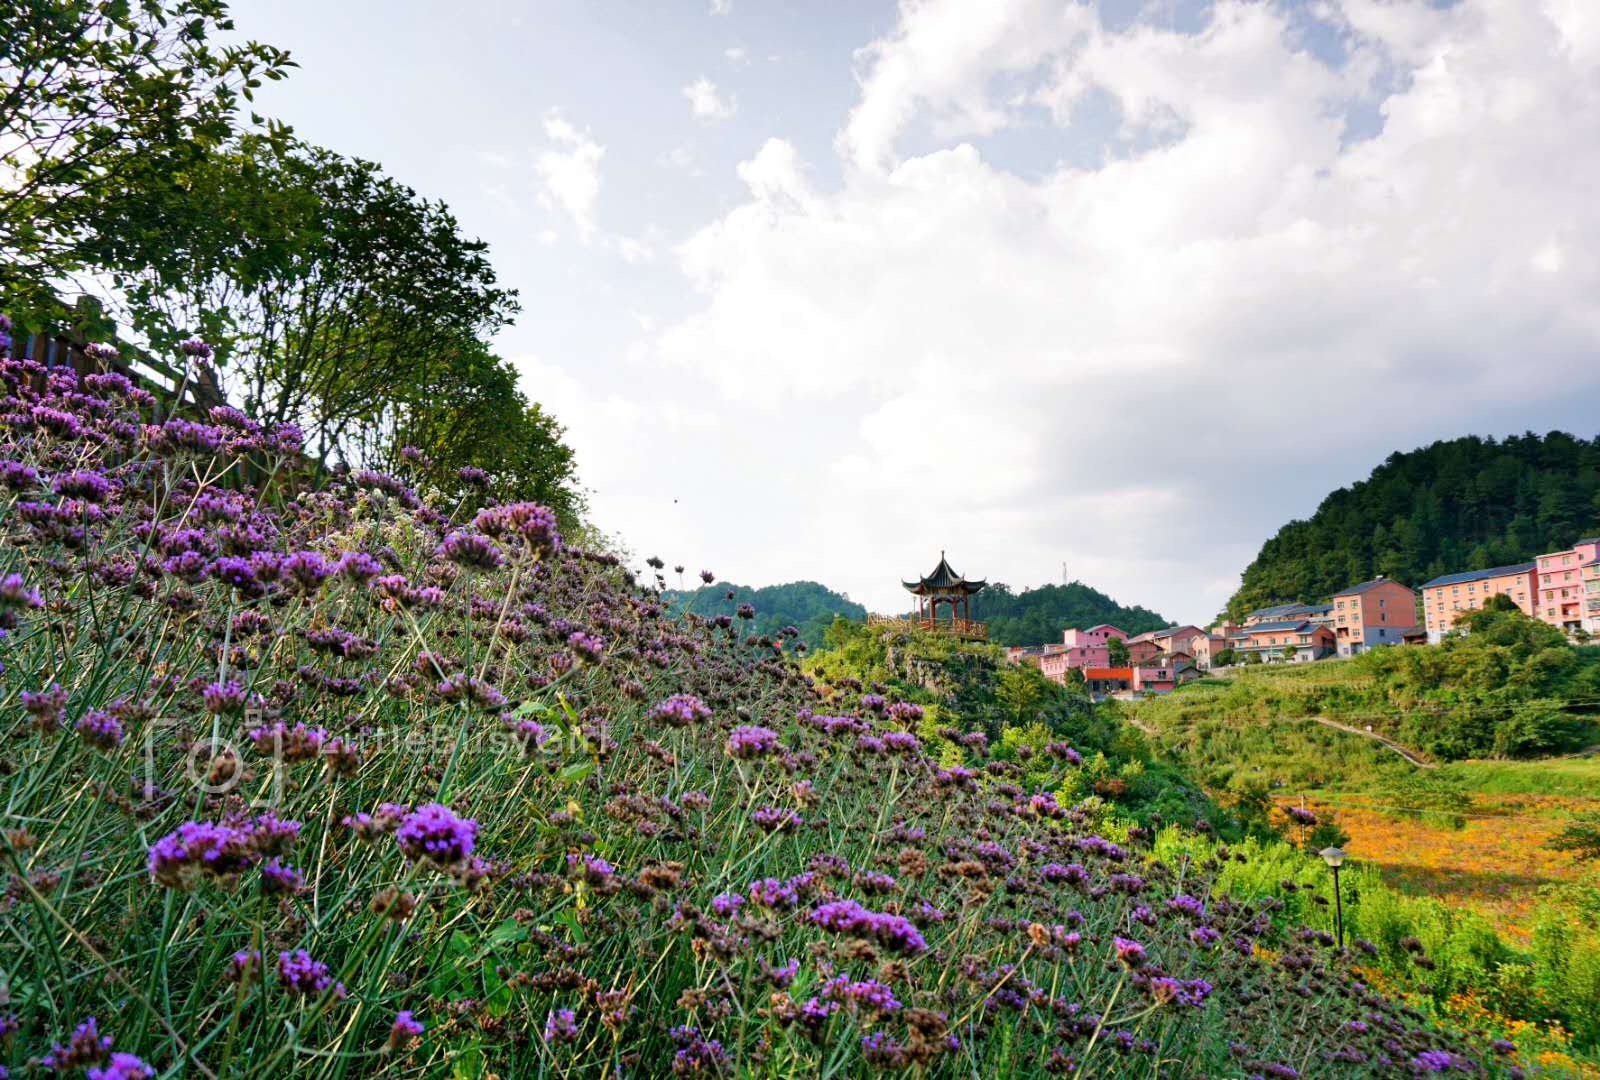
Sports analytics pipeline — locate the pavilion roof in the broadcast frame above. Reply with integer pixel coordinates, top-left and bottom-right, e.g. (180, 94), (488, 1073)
(903, 551), (987, 595)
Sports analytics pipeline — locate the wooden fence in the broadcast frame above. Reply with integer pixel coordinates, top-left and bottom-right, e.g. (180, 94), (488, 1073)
(7, 299), (225, 416)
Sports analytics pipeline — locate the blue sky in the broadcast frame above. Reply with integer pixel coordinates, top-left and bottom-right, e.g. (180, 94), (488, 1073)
(234, 0), (1600, 625)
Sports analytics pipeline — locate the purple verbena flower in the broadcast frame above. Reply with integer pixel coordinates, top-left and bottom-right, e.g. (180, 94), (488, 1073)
(87, 1052), (153, 1080)
(277, 949), (344, 997)
(650, 693), (711, 728)
(725, 724), (780, 760)
(543, 1007), (579, 1044)
(387, 1010), (425, 1050)
(41, 1016), (113, 1069)
(396, 803), (477, 868)
(75, 709), (123, 750)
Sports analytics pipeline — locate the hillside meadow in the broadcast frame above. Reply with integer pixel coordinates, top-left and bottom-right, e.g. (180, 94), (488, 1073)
(0, 337), (1583, 1077)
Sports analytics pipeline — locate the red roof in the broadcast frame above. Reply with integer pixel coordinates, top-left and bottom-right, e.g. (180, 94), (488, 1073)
(1083, 667), (1134, 680)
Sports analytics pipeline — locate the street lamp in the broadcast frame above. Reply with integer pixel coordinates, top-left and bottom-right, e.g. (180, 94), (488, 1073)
(1319, 846), (1346, 949)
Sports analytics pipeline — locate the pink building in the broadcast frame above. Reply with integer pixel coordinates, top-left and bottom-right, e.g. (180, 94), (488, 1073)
(1536, 538), (1600, 635)
(1585, 544), (1600, 636)
(1188, 633), (1227, 669)
(1038, 625), (1126, 682)
(1126, 638), (1164, 664)
(1132, 664), (1176, 694)
(1327, 577), (1419, 657)
(1421, 562), (1538, 642)
(1149, 625), (1208, 655)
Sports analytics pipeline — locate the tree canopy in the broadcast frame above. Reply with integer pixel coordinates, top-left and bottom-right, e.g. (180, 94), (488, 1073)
(666, 581), (867, 651)
(1, 1), (583, 524)
(967, 580), (1169, 646)
(1227, 432), (1600, 619)
(0, 0), (293, 327)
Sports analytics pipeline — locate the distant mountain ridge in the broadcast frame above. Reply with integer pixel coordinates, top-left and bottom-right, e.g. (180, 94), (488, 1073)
(664, 580), (867, 650)
(1226, 431), (1600, 620)
(666, 576), (1169, 651)
(968, 580), (1170, 646)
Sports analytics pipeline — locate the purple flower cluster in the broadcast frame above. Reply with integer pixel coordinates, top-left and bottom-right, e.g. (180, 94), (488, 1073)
(277, 949), (344, 997)
(147, 821), (255, 887)
(809, 899), (928, 954)
(41, 1016), (113, 1069)
(395, 803), (477, 868)
(651, 693), (711, 727)
(725, 724), (780, 759)
(86, 1053), (154, 1080)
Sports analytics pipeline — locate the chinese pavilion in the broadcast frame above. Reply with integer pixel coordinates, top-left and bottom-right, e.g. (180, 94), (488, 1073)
(902, 552), (987, 638)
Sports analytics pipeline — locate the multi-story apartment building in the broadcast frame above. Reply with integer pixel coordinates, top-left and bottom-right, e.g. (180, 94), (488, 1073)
(1419, 562), (1537, 643)
(1535, 538), (1600, 635)
(1031, 625), (1128, 682)
(1585, 551), (1600, 636)
(1327, 577), (1419, 657)
(1242, 602), (1333, 628)
(1227, 621), (1337, 661)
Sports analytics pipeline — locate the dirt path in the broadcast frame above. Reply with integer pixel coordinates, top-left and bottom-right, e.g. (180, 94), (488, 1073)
(1311, 716), (1436, 768)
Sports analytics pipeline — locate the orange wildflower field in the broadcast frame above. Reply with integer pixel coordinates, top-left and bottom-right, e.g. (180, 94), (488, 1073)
(1302, 790), (1599, 942)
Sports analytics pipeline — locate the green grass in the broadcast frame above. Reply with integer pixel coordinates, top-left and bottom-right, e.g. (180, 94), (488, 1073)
(1440, 756), (1600, 796)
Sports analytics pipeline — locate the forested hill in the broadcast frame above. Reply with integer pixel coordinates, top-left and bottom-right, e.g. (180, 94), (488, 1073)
(969, 580), (1169, 645)
(1227, 431), (1600, 619)
(665, 580), (867, 649)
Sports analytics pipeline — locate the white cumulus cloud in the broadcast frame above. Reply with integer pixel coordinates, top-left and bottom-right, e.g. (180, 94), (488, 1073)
(535, 108), (604, 239)
(683, 77), (738, 122)
(641, 0), (1600, 621)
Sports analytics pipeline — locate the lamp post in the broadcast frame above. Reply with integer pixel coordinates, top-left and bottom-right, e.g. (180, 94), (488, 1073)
(1319, 846), (1346, 949)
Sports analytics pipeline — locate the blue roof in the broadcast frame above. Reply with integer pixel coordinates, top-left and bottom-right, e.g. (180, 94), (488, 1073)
(1245, 602), (1329, 619)
(1240, 620), (1316, 633)
(1331, 578), (1405, 597)
(1421, 562), (1536, 589)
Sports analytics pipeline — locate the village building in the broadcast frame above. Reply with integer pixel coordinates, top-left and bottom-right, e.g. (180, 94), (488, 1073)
(1147, 625), (1210, 655)
(1586, 547), (1600, 636)
(1327, 577), (1420, 656)
(1082, 666), (1133, 700)
(1242, 602), (1333, 627)
(1535, 538), (1600, 635)
(1419, 562), (1538, 643)
(1187, 632), (1228, 669)
(1053, 623), (1128, 669)
(1126, 637), (1165, 664)
(1227, 620), (1337, 662)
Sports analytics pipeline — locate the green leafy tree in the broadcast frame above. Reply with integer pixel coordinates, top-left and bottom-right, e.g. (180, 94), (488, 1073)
(1106, 637), (1130, 667)
(1305, 816), (1352, 854)
(1550, 817), (1600, 862)
(969, 581), (1167, 646)
(996, 664), (1050, 723)
(668, 583), (867, 651)
(1227, 433), (1600, 620)
(386, 335), (582, 527)
(0, 0), (293, 326)
(86, 136), (520, 462)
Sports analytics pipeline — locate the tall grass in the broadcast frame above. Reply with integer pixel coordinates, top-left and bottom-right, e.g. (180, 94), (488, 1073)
(0, 333), (1544, 1076)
